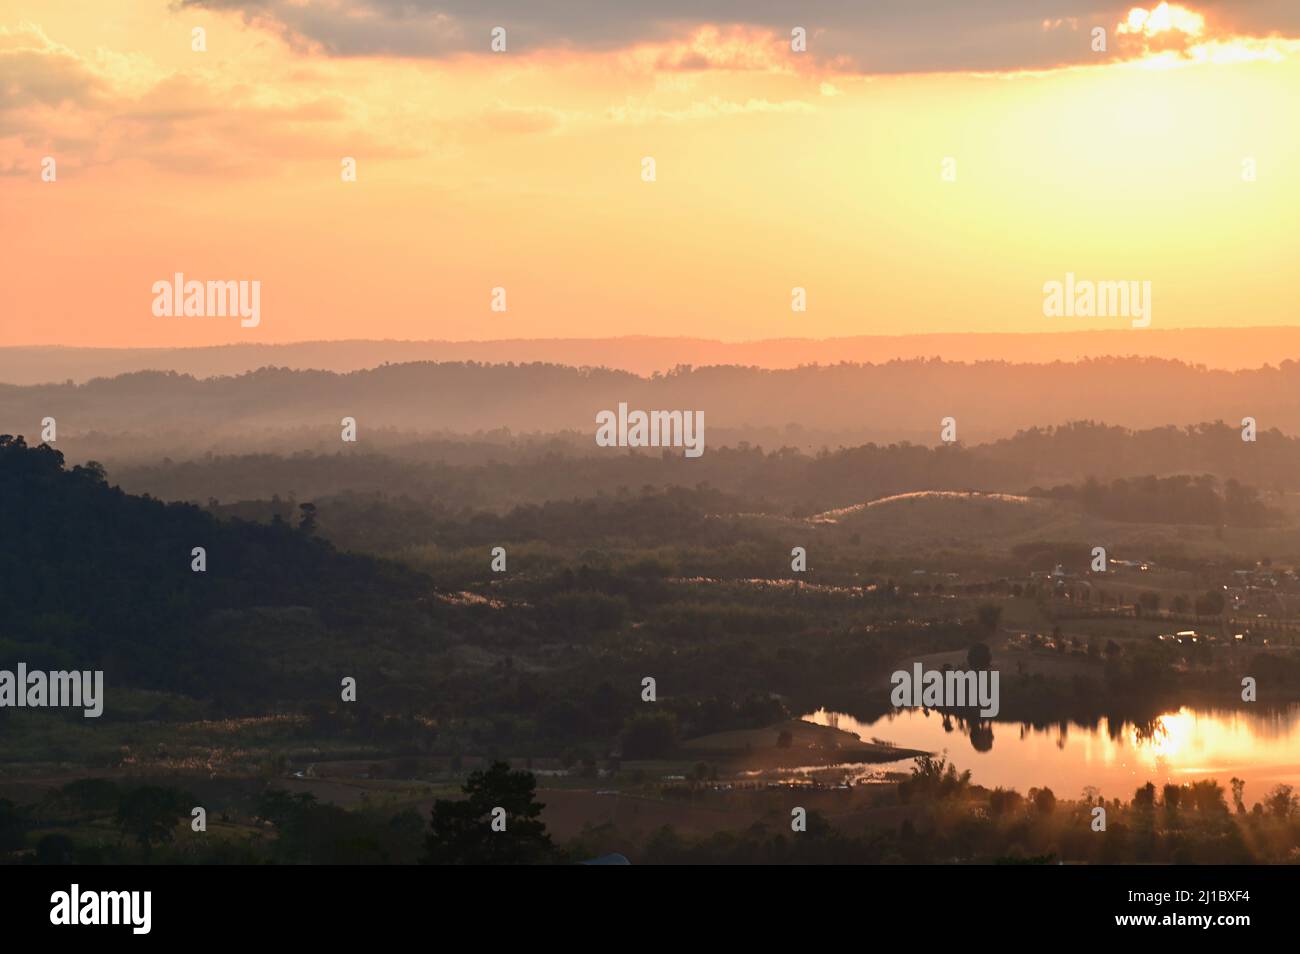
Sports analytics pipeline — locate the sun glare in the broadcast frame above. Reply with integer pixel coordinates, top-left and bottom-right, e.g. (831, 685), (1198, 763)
(1113, 2), (1298, 71)
(1120, 2), (1206, 38)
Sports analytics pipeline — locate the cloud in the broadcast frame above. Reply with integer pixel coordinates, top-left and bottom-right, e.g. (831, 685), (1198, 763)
(619, 25), (808, 74)
(4, 2), (1295, 179)
(605, 95), (814, 124)
(0, 23), (105, 111)
(0, 21), (392, 176)
(0, 24), (111, 172)
(173, 0), (1300, 74)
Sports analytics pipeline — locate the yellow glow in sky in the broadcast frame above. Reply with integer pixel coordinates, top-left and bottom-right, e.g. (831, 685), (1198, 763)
(1, 1), (1297, 347)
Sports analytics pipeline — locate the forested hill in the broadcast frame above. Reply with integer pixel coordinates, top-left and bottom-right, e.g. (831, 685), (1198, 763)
(109, 420), (1300, 517)
(0, 436), (431, 703)
(5, 358), (1300, 456)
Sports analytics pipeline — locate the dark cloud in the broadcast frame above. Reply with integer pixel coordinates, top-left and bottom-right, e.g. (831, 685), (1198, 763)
(174, 0), (1300, 72)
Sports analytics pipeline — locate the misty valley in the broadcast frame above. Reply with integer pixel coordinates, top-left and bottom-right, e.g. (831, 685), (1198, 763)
(4, 383), (1300, 865)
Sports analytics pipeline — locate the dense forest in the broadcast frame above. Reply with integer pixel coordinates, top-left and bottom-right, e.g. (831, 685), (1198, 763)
(0, 434), (968, 732)
(0, 435), (433, 700)
(1029, 475), (1279, 527)
(90, 421), (1292, 548)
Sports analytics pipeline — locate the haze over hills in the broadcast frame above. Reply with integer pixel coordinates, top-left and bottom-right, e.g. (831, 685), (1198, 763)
(5, 356), (1300, 465)
(5, 326), (1300, 385)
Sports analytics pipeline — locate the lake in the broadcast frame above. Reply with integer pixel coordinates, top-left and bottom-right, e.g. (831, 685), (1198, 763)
(801, 704), (1300, 802)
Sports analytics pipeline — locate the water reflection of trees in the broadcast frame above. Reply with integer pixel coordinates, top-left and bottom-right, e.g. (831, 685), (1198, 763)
(949, 712), (1163, 753)
(937, 715), (996, 752)
(1130, 717), (1167, 746)
(812, 702), (1300, 758)
(954, 708), (1293, 755)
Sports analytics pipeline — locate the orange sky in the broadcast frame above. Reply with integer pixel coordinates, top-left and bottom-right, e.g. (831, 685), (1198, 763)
(1, 1), (1298, 348)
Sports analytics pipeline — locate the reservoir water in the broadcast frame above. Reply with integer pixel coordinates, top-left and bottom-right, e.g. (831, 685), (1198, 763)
(802, 704), (1300, 802)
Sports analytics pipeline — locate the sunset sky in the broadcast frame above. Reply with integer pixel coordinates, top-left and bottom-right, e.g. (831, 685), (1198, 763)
(1, 0), (1298, 348)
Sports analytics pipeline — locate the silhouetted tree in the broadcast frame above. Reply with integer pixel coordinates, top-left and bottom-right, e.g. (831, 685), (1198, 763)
(1230, 777), (1246, 814)
(1030, 787), (1056, 815)
(422, 762), (553, 865)
(298, 501), (318, 534)
(1266, 784), (1294, 819)
(114, 785), (192, 855)
(975, 604), (1002, 636)
(1133, 782), (1156, 811)
(1162, 784), (1182, 821)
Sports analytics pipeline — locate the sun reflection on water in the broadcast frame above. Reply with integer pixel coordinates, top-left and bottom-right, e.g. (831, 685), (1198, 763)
(802, 705), (1300, 799)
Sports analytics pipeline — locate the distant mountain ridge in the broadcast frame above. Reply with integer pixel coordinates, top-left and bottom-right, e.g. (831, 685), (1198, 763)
(4, 326), (1300, 384)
